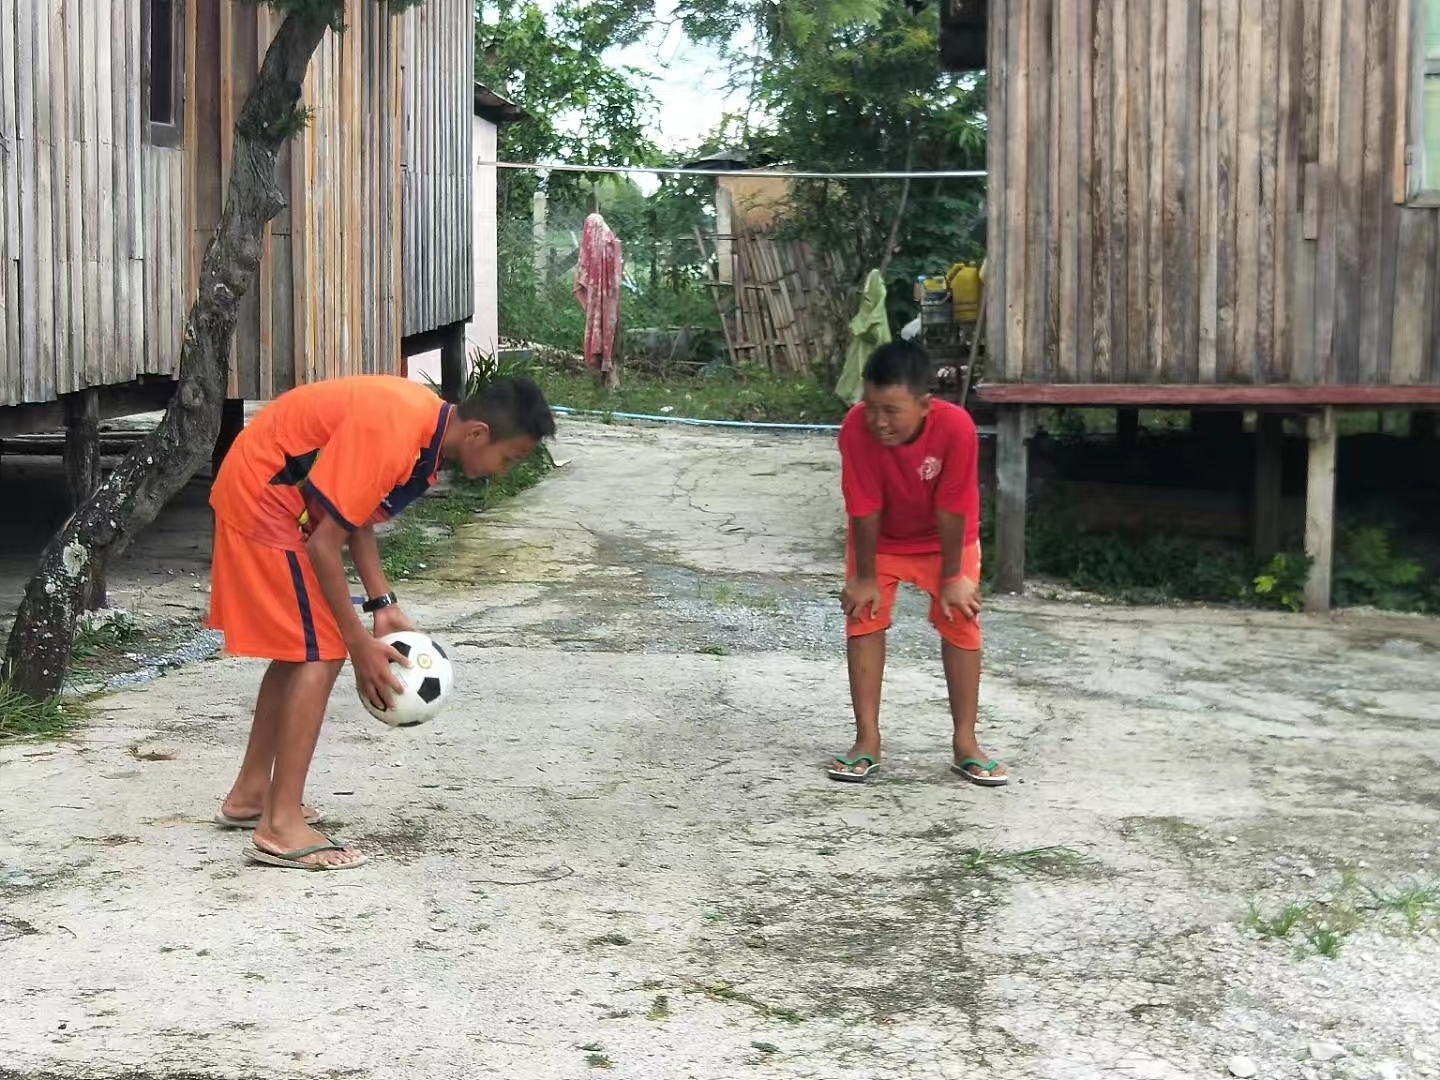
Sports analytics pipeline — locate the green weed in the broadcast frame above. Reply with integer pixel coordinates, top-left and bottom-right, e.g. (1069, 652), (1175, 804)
(71, 609), (141, 660)
(1368, 881), (1440, 931)
(1244, 900), (1309, 939)
(588, 932), (631, 947)
(1334, 526), (1428, 611)
(646, 994), (672, 1021)
(1306, 924), (1349, 959)
(579, 1044), (613, 1069)
(953, 846), (1090, 877)
(0, 681), (76, 741)
(1251, 553), (1310, 613)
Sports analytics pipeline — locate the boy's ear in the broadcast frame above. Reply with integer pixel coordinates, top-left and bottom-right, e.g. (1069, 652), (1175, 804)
(461, 418), (492, 443)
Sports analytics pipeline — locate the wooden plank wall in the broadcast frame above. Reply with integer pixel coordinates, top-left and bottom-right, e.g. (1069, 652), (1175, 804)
(0, 0), (174, 409)
(195, 0), (406, 400)
(987, 0), (1440, 389)
(0, 0), (458, 411)
(401, 0), (475, 338)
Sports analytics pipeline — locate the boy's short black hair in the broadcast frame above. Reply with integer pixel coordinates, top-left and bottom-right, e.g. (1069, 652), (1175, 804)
(457, 375), (557, 442)
(862, 341), (932, 397)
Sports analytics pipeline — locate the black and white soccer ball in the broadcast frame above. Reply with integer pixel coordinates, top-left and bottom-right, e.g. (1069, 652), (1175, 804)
(361, 631), (454, 728)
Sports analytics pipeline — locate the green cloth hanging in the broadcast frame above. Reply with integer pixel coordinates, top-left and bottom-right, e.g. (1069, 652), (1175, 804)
(835, 269), (891, 407)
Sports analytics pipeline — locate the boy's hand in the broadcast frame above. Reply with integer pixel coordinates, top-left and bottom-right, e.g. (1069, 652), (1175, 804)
(373, 604), (416, 638)
(350, 634), (411, 714)
(939, 576), (981, 622)
(841, 577), (884, 622)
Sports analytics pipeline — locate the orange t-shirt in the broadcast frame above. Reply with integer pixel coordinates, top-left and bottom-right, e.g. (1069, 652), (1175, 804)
(211, 375), (453, 550)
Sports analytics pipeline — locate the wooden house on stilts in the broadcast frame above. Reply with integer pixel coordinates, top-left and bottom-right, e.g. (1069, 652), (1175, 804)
(953, 0), (1440, 609)
(0, 0), (478, 505)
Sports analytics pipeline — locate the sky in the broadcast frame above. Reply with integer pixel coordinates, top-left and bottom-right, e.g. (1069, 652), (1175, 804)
(607, 11), (745, 154)
(481, 1), (752, 195)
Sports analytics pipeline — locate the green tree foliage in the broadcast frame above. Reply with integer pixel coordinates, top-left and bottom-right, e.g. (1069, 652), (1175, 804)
(476, 0), (660, 211)
(743, 3), (986, 324)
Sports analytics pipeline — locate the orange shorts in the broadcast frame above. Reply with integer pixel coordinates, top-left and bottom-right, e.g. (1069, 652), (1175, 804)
(845, 541), (982, 651)
(207, 521), (347, 663)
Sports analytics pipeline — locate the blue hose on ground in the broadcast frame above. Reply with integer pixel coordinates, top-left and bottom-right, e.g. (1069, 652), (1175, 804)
(550, 405), (842, 433)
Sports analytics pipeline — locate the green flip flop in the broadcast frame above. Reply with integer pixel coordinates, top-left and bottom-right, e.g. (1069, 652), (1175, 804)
(827, 754), (880, 783)
(244, 835), (367, 871)
(951, 757), (1009, 787)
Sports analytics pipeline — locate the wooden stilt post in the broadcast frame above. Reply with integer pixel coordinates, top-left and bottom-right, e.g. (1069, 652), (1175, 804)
(995, 406), (1031, 594)
(213, 398), (246, 477)
(440, 320), (468, 404)
(1116, 408), (1140, 452)
(64, 389), (105, 611)
(1303, 408), (1337, 614)
(1250, 413), (1285, 561)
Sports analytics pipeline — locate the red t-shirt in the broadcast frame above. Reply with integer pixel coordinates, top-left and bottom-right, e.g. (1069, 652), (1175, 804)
(839, 399), (980, 555)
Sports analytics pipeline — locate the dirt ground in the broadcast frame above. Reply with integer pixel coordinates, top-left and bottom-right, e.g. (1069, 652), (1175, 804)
(1, 420), (1439, 1080)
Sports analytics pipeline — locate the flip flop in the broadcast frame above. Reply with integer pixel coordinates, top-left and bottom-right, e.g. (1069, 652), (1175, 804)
(244, 836), (367, 871)
(827, 754), (880, 783)
(214, 806), (325, 830)
(951, 758), (1009, 787)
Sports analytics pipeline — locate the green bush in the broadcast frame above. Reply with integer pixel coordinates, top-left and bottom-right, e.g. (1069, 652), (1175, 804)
(1334, 526), (1427, 611)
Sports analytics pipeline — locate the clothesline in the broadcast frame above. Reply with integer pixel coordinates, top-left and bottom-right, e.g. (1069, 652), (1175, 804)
(484, 160), (988, 181)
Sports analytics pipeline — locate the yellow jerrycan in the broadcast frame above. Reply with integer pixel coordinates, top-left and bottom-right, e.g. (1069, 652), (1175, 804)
(948, 262), (981, 323)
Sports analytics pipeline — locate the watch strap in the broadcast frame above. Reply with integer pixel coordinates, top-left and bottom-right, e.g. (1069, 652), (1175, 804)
(361, 591), (398, 614)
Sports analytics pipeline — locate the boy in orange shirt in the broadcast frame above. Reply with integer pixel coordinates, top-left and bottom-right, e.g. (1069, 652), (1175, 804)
(829, 342), (1007, 786)
(208, 374), (555, 869)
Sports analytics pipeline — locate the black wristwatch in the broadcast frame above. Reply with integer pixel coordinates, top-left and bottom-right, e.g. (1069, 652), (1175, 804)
(361, 591), (399, 614)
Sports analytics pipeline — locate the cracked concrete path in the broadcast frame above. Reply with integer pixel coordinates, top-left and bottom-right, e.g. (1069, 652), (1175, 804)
(2, 421), (1439, 1080)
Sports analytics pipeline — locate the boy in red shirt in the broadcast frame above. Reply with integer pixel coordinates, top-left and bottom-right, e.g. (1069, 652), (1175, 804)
(208, 374), (555, 869)
(829, 342), (1007, 786)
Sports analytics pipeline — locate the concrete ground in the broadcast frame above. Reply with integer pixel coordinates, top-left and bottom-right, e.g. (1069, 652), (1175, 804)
(2, 421), (1439, 1080)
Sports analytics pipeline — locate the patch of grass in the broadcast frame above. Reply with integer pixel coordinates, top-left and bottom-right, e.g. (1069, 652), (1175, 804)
(579, 1044), (613, 1069)
(1245, 874), (1440, 958)
(378, 447), (555, 581)
(588, 932), (632, 947)
(1245, 900), (1310, 939)
(1368, 880), (1440, 931)
(952, 846), (1091, 877)
(1305, 923), (1349, 959)
(646, 994), (672, 1021)
(694, 982), (804, 1024)
(710, 582), (737, 605)
(71, 609), (141, 660)
(535, 367), (849, 426)
(697, 643), (728, 656)
(0, 681), (76, 741)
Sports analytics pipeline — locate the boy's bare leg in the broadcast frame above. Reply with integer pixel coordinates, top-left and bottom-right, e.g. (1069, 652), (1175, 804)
(835, 630), (886, 776)
(252, 659), (362, 868)
(220, 661), (318, 822)
(942, 641), (1006, 780)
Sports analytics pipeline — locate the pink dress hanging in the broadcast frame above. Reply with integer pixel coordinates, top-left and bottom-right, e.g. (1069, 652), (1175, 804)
(574, 213), (623, 375)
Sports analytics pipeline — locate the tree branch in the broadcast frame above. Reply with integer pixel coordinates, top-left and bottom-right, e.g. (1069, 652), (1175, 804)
(877, 124), (916, 280)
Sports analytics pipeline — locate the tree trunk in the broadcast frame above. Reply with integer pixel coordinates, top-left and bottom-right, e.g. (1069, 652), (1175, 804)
(2, 10), (334, 701)
(876, 126), (917, 281)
